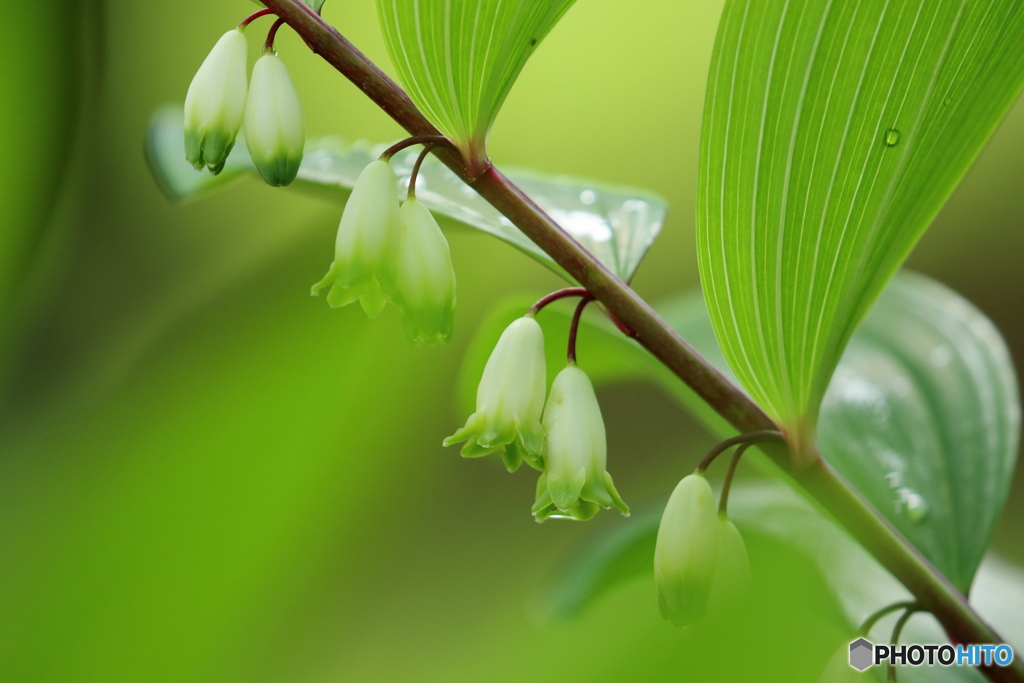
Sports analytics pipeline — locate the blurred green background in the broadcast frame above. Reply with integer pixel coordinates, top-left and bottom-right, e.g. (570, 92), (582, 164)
(1, 1), (1022, 681)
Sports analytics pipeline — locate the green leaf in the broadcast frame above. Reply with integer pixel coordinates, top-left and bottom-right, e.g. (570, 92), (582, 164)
(697, 0), (1024, 461)
(146, 105), (664, 282)
(817, 272), (1019, 590)
(531, 273), (1016, 595)
(663, 274), (1019, 590)
(377, 0), (576, 176)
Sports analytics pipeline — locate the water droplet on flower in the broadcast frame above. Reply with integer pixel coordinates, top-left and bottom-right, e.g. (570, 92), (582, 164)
(884, 128), (901, 147)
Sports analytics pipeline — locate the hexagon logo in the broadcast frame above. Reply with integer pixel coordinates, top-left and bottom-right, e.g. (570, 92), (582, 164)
(849, 638), (874, 672)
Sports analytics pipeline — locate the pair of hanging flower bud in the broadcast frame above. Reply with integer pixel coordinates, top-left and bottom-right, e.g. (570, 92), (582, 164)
(655, 471), (752, 626)
(653, 434), (776, 626)
(184, 20), (304, 187)
(444, 312), (629, 522)
(183, 20), (455, 345)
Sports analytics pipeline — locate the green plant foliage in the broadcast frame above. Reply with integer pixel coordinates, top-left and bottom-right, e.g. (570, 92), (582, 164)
(377, 0), (576, 176)
(697, 0), (1024, 462)
(146, 106), (665, 282)
(817, 273), (1019, 591)
(510, 274), (1018, 594)
(541, 478), (1019, 683)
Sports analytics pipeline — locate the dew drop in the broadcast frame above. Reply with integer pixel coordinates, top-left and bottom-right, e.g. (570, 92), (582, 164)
(884, 128), (901, 147)
(896, 487), (928, 522)
(579, 189), (596, 205)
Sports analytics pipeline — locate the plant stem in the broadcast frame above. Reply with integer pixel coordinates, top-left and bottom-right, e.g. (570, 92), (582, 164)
(797, 461), (1023, 682)
(264, 18), (286, 54)
(259, 2), (1023, 680)
(857, 600), (916, 636)
(566, 296), (594, 365)
(379, 135), (451, 161)
(717, 442), (750, 518)
(695, 430), (783, 473)
(406, 143), (436, 200)
(238, 8), (274, 30)
(528, 287), (589, 314)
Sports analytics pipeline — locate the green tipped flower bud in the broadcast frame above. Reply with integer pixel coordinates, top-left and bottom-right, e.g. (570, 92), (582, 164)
(709, 518), (752, 612)
(311, 160), (401, 317)
(532, 365), (629, 522)
(394, 198), (456, 347)
(184, 29), (249, 174)
(654, 473), (719, 626)
(443, 316), (546, 472)
(244, 53), (305, 187)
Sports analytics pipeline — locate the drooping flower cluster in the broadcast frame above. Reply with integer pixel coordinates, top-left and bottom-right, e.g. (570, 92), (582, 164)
(184, 27), (305, 186)
(654, 473), (752, 626)
(445, 315), (629, 521)
(310, 158), (457, 345)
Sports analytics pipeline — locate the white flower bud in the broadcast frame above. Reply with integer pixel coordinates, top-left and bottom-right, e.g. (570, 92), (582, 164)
(244, 53), (305, 187)
(709, 518), (752, 612)
(184, 29), (249, 174)
(394, 198), (456, 346)
(531, 365), (628, 521)
(444, 316), (547, 471)
(311, 160), (402, 317)
(654, 473), (719, 626)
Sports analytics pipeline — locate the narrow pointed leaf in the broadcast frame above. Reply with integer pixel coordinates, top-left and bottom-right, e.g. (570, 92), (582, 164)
(377, 0), (576, 175)
(697, 0), (1024, 460)
(146, 106), (664, 281)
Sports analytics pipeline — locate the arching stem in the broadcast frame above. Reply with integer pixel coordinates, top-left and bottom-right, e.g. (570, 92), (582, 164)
(567, 296), (594, 364)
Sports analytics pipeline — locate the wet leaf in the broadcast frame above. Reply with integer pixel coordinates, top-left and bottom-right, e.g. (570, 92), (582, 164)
(146, 105), (665, 281)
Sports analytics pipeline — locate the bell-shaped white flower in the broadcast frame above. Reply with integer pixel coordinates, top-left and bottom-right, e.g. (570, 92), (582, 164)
(244, 53), (305, 187)
(531, 364), (629, 521)
(184, 29), (249, 174)
(311, 159), (401, 317)
(444, 316), (546, 472)
(394, 198), (456, 346)
(654, 473), (719, 626)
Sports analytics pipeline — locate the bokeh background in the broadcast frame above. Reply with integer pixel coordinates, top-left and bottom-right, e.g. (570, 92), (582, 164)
(2, 1), (1023, 681)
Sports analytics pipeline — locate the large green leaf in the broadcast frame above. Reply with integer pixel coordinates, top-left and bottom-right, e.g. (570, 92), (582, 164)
(817, 272), (1019, 590)
(146, 106), (664, 282)
(697, 0), (1024, 462)
(377, 0), (576, 176)
(516, 273), (1017, 593)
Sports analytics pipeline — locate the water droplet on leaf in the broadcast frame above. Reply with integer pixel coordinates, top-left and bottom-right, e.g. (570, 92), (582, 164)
(884, 128), (901, 147)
